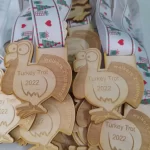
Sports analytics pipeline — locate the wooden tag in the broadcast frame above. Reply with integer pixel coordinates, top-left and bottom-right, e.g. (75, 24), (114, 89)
(73, 48), (144, 123)
(67, 4), (91, 22)
(76, 100), (92, 128)
(0, 92), (21, 143)
(2, 40), (72, 118)
(20, 95), (75, 148)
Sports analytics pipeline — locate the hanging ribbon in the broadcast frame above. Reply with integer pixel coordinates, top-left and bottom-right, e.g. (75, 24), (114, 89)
(12, 0), (72, 48)
(91, 0), (150, 104)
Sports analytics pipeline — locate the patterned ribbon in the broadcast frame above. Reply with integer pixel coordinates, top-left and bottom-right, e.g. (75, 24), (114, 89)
(12, 0), (72, 48)
(90, 0), (150, 104)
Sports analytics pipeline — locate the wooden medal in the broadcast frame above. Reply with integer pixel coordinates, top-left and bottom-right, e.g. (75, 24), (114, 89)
(2, 40), (72, 118)
(20, 94), (75, 149)
(100, 109), (150, 150)
(10, 127), (28, 146)
(73, 48), (144, 123)
(0, 91), (21, 143)
(76, 100), (92, 128)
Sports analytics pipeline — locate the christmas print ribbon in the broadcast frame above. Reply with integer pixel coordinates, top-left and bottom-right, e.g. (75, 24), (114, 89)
(12, 7), (34, 42)
(92, 0), (150, 104)
(67, 15), (91, 28)
(12, 0), (72, 48)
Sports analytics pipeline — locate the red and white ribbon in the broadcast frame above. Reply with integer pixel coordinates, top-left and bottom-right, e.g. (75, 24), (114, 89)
(12, 0), (72, 48)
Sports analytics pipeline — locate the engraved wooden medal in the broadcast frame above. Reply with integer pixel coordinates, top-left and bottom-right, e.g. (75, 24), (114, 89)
(2, 40), (72, 118)
(73, 48), (144, 123)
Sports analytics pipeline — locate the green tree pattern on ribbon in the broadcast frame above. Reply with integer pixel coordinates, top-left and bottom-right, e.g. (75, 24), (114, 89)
(101, 0), (111, 8)
(141, 99), (150, 104)
(36, 5), (54, 11)
(22, 36), (30, 40)
(40, 32), (49, 39)
(108, 26), (120, 31)
(101, 14), (111, 22)
(22, 12), (32, 17)
(42, 40), (60, 48)
(34, 1), (42, 4)
(57, 0), (69, 8)
(110, 50), (119, 56)
(136, 63), (148, 72)
(125, 16), (132, 27)
(144, 72), (150, 77)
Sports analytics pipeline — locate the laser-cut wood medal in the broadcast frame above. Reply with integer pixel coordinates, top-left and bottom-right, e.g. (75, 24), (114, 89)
(20, 95), (75, 150)
(99, 109), (150, 150)
(2, 40), (72, 118)
(73, 48), (144, 123)
(0, 69), (21, 143)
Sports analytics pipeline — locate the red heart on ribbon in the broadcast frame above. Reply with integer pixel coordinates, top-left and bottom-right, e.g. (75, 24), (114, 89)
(144, 80), (147, 85)
(138, 47), (142, 52)
(118, 39), (124, 46)
(21, 24), (26, 28)
(104, 12), (107, 15)
(45, 20), (52, 27)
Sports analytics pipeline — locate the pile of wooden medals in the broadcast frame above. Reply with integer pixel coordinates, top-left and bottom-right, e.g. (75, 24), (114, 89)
(0, 0), (149, 150)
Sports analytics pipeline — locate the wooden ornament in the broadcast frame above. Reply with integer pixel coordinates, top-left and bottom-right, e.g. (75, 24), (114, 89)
(72, 0), (89, 6)
(2, 40), (72, 118)
(76, 100), (92, 128)
(67, 4), (91, 22)
(20, 95), (75, 148)
(73, 48), (144, 123)
(0, 92), (21, 143)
